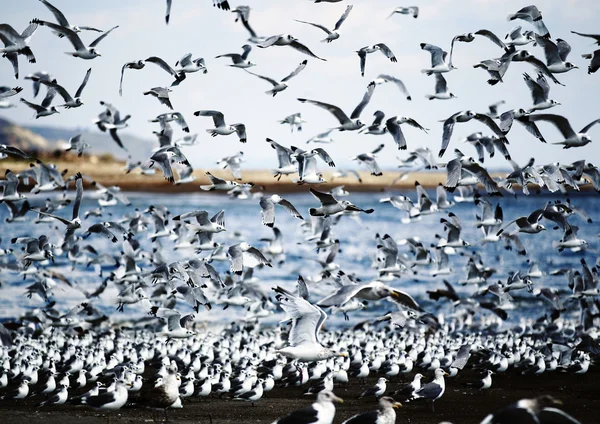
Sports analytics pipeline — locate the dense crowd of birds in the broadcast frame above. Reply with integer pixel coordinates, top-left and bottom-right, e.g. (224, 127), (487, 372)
(0, 1), (599, 424)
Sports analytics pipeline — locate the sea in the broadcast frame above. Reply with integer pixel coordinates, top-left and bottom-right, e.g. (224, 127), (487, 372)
(0, 189), (598, 329)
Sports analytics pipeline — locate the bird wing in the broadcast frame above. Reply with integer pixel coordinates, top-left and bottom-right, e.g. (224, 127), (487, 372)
(20, 22), (38, 39)
(556, 39), (571, 62)
(88, 25), (118, 48)
(528, 114), (576, 139)
(377, 74), (411, 99)
(39, 0), (70, 27)
(474, 113), (504, 136)
(145, 56), (177, 76)
(298, 98), (351, 125)
(72, 172), (83, 220)
(375, 43), (397, 61)
(38, 79), (72, 103)
(20, 98), (45, 113)
(259, 197), (275, 227)
(519, 54), (563, 85)
(474, 29), (507, 50)
(245, 70), (278, 86)
(523, 72), (546, 104)
(333, 5), (353, 31)
(273, 286), (326, 346)
(245, 247), (272, 267)
(195, 110), (226, 127)
(165, 0), (172, 23)
(386, 118), (407, 150)
(74, 68), (91, 98)
(289, 40), (326, 61)
(281, 59), (308, 82)
(350, 81), (375, 119)
(421, 43), (446, 67)
(294, 20), (331, 35)
(313, 148), (335, 167)
(278, 198), (304, 219)
(309, 188), (338, 206)
(33, 20), (86, 50)
(579, 118), (600, 134)
(228, 244), (244, 273)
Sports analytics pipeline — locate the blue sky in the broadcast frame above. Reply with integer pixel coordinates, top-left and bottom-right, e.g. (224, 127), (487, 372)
(2, 0), (599, 171)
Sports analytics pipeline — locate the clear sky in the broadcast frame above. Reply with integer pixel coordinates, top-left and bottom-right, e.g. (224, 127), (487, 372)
(1, 0), (599, 172)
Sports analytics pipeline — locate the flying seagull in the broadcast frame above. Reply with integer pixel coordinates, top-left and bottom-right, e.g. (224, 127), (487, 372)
(143, 87), (173, 110)
(258, 34), (326, 61)
(297, 81), (375, 131)
(194, 110), (247, 142)
(30, 67), (91, 109)
(215, 44), (255, 68)
(31, 19), (118, 59)
(145, 54), (207, 86)
(357, 44), (397, 77)
(386, 116), (429, 150)
(507, 5), (550, 39)
(260, 195), (304, 227)
(0, 22), (38, 78)
(534, 35), (578, 73)
(529, 114), (600, 148)
(119, 60), (145, 95)
(294, 5), (353, 43)
(245, 60), (307, 96)
(38, 0), (103, 36)
(388, 7), (419, 19)
(425, 73), (456, 100)
(20, 97), (59, 119)
(420, 43), (456, 75)
(309, 187), (374, 216)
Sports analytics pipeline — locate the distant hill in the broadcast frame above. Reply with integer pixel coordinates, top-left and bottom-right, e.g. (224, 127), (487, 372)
(0, 115), (154, 159)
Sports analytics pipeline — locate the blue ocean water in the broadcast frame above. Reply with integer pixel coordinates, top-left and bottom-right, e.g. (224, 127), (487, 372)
(0, 189), (597, 327)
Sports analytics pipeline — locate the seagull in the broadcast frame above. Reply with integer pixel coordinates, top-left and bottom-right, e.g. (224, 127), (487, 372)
(357, 44), (397, 76)
(245, 60), (307, 96)
(228, 242), (271, 275)
(31, 172), (83, 231)
(200, 171), (244, 191)
(64, 135), (91, 157)
(175, 209), (226, 234)
(294, 5), (353, 43)
(535, 35), (578, 73)
(81, 379), (130, 411)
(143, 87), (173, 109)
(38, 0), (103, 36)
(317, 280), (422, 311)
(31, 19), (118, 59)
(272, 286), (346, 361)
(406, 368), (448, 411)
(258, 34), (326, 61)
(425, 73), (456, 100)
(216, 44), (255, 68)
(361, 111), (387, 135)
(267, 138), (298, 180)
(499, 108), (546, 143)
(259, 195), (304, 227)
(194, 110), (247, 142)
(353, 144), (384, 176)
(439, 111), (506, 157)
(309, 188), (374, 217)
(306, 129), (335, 144)
(420, 43), (456, 75)
(25, 71), (51, 96)
(279, 112), (306, 132)
(145, 54), (207, 86)
(0, 86), (22, 103)
(466, 370), (494, 391)
(344, 397), (401, 424)
(31, 67), (91, 108)
(39, 383), (69, 407)
(217, 151), (244, 180)
(522, 72), (560, 112)
(271, 391), (343, 424)
(393, 373), (423, 401)
(507, 5), (550, 39)
(480, 396), (571, 424)
(529, 114), (600, 148)
(95, 101), (131, 150)
(373, 74), (412, 100)
(582, 49), (600, 74)
(358, 377), (387, 399)
(297, 81), (375, 131)
(20, 97), (59, 119)
(386, 116), (429, 150)
(445, 152), (502, 196)
(388, 7), (419, 19)
(511, 50), (564, 85)
(0, 22), (38, 78)
(155, 308), (195, 338)
(119, 60), (145, 95)
(497, 208), (546, 236)
(505, 26), (535, 47)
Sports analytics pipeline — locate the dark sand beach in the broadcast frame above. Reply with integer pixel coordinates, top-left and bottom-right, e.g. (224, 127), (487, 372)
(1, 369), (597, 424)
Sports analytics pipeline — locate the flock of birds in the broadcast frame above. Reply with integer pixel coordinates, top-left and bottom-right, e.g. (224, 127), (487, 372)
(0, 1), (599, 424)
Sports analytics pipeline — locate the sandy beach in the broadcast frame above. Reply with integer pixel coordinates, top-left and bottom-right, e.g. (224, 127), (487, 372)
(0, 370), (597, 424)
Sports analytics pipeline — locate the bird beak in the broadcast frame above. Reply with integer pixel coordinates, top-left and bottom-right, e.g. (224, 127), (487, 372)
(338, 352), (348, 358)
(443, 371), (449, 376)
(393, 402), (403, 409)
(334, 395), (344, 404)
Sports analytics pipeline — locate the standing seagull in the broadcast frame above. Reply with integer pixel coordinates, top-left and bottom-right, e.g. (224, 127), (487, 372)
(0, 22), (38, 78)
(272, 286), (347, 361)
(406, 368), (448, 411)
(245, 60), (307, 96)
(271, 391), (343, 424)
(258, 34), (326, 61)
(119, 60), (145, 95)
(357, 44), (397, 77)
(194, 110), (247, 142)
(309, 188), (374, 217)
(297, 81), (375, 131)
(31, 19), (118, 59)
(343, 397), (402, 424)
(529, 114), (600, 148)
(294, 5), (353, 43)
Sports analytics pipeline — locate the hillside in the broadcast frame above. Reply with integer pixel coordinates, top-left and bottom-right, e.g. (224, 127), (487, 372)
(0, 115), (154, 159)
